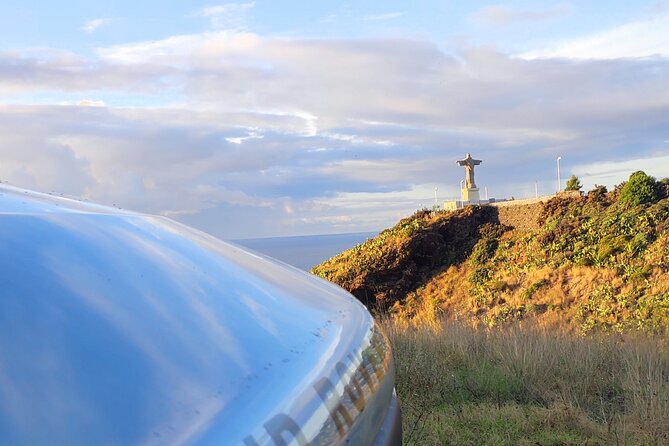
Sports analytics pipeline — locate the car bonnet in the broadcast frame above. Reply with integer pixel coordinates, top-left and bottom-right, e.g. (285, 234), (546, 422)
(0, 186), (394, 445)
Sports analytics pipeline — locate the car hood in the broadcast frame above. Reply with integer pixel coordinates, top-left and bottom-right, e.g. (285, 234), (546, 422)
(0, 186), (394, 445)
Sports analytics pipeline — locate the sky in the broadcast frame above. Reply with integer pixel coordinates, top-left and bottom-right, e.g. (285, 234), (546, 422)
(1, 1), (669, 238)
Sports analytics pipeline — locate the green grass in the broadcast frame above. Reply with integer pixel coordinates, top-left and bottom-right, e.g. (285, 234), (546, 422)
(406, 403), (604, 445)
(382, 318), (669, 445)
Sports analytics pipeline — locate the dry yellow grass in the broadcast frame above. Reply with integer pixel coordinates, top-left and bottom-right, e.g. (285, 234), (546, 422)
(392, 260), (669, 334)
(383, 317), (669, 445)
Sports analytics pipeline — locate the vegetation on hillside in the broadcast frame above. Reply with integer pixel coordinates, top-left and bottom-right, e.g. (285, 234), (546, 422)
(312, 205), (501, 308)
(313, 171), (669, 334)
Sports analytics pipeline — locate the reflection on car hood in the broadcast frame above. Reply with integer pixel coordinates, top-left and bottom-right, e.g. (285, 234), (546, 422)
(0, 186), (393, 445)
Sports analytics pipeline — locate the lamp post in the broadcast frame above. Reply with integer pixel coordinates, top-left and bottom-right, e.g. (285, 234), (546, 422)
(434, 187), (438, 209)
(556, 156), (562, 194)
(460, 180), (465, 203)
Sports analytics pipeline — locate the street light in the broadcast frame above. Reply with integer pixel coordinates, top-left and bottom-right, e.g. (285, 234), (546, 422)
(556, 156), (562, 194)
(460, 180), (465, 202)
(434, 187), (438, 209)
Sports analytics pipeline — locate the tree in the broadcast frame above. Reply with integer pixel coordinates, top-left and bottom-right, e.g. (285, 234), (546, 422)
(619, 171), (658, 206)
(565, 175), (582, 191)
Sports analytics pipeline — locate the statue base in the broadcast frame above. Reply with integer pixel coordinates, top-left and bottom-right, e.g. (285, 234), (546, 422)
(462, 188), (480, 203)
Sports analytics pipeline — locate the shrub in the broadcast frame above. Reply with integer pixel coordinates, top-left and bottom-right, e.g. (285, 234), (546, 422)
(538, 194), (584, 224)
(565, 175), (582, 191)
(656, 178), (669, 200)
(470, 238), (498, 266)
(619, 171), (658, 207)
(586, 185), (608, 204)
(478, 222), (509, 239)
(469, 267), (492, 288)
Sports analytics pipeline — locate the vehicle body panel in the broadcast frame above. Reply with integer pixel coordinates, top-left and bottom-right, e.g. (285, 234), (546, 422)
(0, 186), (398, 445)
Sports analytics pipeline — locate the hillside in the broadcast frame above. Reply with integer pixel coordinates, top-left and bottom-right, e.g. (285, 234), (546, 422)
(313, 171), (669, 334)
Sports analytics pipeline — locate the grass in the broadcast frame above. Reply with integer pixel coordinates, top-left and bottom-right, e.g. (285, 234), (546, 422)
(382, 317), (669, 445)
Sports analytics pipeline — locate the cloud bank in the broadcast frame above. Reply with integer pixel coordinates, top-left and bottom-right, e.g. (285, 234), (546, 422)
(1, 25), (668, 238)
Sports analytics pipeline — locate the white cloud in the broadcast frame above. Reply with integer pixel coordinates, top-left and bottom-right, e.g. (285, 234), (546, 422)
(313, 184), (461, 231)
(472, 4), (571, 26)
(320, 159), (430, 184)
(78, 99), (106, 107)
(523, 14), (669, 59)
(360, 12), (405, 22)
(572, 154), (669, 190)
(96, 30), (260, 64)
(225, 130), (263, 144)
(0, 48), (174, 95)
(298, 215), (352, 225)
(82, 18), (110, 33)
(195, 2), (255, 29)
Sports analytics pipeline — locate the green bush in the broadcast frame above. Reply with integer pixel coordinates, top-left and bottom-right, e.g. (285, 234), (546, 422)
(565, 174), (582, 191)
(469, 268), (492, 288)
(470, 238), (498, 266)
(620, 171), (658, 207)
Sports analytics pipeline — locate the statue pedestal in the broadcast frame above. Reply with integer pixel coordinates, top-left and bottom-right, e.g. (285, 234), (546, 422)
(462, 188), (480, 203)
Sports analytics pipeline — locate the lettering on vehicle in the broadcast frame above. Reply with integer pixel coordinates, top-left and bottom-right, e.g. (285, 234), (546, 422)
(243, 328), (390, 445)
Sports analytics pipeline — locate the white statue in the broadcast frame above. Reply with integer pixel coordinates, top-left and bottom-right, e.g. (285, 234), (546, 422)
(456, 153), (482, 189)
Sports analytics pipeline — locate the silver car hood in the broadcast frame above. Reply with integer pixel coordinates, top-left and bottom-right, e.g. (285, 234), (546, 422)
(0, 186), (394, 445)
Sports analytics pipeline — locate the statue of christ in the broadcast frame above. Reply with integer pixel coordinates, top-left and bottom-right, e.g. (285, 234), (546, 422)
(456, 153), (482, 189)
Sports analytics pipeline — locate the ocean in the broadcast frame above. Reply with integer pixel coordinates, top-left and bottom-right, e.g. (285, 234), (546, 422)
(232, 232), (377, 271)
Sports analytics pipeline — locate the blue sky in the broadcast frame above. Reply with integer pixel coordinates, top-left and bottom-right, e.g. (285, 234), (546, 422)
(0, 1), (649, 59)
(1, 1), (669, 238)
(0, 1), (651, 52)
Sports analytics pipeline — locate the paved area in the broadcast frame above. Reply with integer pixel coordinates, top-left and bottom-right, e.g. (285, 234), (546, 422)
(489, 195), (554, 207)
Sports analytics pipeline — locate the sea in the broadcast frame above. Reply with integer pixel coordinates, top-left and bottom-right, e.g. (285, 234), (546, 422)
(232, 232), (377, 271)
